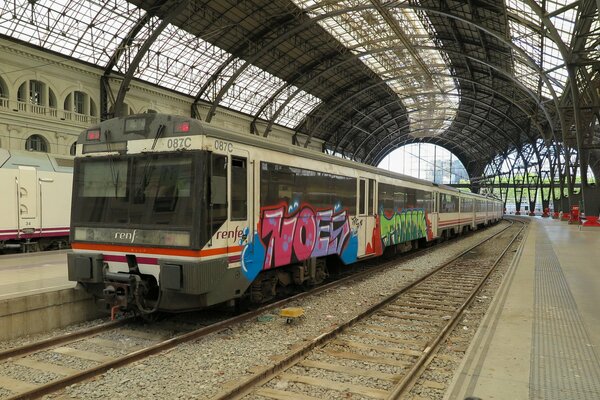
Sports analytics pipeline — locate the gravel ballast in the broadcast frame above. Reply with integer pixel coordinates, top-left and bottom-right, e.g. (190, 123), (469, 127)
(3, 223), (510, 399)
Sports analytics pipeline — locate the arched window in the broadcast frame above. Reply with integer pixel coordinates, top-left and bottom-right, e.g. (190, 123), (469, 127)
(17, 80), (56, 115)
(64, 91), (98, 119)
(0, 77), (8, 108)
(25, 134), (49, 152)
(70, 142), (77, 156)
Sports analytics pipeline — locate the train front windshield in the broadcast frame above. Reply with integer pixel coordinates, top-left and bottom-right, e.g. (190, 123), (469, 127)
(71, 152), (203, 248)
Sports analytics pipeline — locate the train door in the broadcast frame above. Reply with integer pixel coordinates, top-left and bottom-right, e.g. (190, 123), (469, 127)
(429, 191), (439, 239)
(208, 147), (253, 261)
(228, 150), (252, 262)
(357, 177), (376, 257)
(17, 166), (39, 235)
(208, 152), (228, 250)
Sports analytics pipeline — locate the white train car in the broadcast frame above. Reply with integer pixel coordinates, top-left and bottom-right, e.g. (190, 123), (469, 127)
(435, 186), (502, 239)
(67, 113), (503, 314)
(0, 149), (73, 252)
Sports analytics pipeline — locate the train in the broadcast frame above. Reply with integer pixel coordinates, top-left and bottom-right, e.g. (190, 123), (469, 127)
(0, 149), (72, 252)
(67, 113), (503, 314)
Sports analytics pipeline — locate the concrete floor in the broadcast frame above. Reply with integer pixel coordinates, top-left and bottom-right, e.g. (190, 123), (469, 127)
(0, 249), (73, 300)
(447, 217), (600, 400)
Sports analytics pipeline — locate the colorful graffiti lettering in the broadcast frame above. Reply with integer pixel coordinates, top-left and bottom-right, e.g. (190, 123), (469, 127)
(260, 205), (351, 269)
(379, 208), (431, 246)
(241, 203), (358, 280)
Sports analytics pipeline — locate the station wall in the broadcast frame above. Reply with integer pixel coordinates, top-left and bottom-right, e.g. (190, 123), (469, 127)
(0, 38), (322, 156)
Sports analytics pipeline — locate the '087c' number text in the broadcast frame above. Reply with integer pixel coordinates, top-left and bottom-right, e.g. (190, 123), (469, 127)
(166, 137), (192, 149)
(214, 139), (234, 153)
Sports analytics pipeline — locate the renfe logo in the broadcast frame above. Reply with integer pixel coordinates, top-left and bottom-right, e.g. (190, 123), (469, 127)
(114, 230), (137, 243)
(215, 226), (244, 240)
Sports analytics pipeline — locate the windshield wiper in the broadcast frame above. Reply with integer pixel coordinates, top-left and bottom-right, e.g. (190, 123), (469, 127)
(151, 124), (166, 150)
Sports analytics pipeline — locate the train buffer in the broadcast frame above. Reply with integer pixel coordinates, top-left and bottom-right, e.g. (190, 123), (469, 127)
(280, 307), (305, 324)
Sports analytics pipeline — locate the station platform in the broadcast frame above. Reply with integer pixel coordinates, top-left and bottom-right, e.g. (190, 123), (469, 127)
(0, 249), (74, 301)
(0, 250), (101, 340)
(448, 216), (600, 400)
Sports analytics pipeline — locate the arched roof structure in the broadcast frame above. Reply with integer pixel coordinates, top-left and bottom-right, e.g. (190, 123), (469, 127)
(1, 0), (599, 186)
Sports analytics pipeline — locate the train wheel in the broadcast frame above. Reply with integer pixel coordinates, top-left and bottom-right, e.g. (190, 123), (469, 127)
(21, 241), (40, 253)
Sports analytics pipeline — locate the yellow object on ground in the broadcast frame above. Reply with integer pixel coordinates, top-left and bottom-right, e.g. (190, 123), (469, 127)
(280, 307), (305, 323)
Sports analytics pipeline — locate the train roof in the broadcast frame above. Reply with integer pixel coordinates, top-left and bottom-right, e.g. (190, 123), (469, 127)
(82, 113), (499, 202)
(0, 149), (74, 173)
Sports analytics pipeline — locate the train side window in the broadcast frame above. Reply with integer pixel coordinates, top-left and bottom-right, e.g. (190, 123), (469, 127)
(359, 179), (366, 215)
(368, 179), (375, 215)
(231, 156), (247, 220)
(210, 154), (228, 234)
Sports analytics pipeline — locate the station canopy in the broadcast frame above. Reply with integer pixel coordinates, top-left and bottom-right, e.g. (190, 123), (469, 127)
(1, 0), (598, 179)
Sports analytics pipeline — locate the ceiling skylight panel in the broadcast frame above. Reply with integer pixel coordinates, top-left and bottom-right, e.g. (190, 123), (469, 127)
(545, 0), (577, 45)
(0, 0), (144, 66)
(586, 17), (599, 61)
(509, 21), (541, 63)
(125, 24), (233, 96)
(273, 90), (322, 128)
(506, 0), (540, 25)
(551, 13), (576, 45)
(507, 0), (577, 98)
(543, 38), (568, 97)
(220, 65), (287, 116)
(513, 58), (539, 93)
(113, 16), (158, 74)
(291, 0), (459, 137)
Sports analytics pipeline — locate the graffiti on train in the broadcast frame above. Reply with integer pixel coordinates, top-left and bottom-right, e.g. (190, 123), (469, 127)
(379, 208), (432, 246)
(241, 202), (358, 280)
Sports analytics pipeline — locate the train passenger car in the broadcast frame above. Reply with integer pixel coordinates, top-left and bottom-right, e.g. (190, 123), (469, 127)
(0, 149), (73, 252)
(67, 113), (502, 314)
(435, 186), (502, 239)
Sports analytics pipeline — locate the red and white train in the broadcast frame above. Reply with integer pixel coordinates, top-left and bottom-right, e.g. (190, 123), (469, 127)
(67, 113), (503, 314)
(0, 149), (72, 252)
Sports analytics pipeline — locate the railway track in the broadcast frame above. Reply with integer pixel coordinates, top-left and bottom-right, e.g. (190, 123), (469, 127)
(208, 220), (525, 400)
(0, 222), (516, 400)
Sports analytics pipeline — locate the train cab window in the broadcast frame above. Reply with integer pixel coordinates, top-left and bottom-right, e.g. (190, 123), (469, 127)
(231, 156), (247, 220)
(152, 160), (191, 213)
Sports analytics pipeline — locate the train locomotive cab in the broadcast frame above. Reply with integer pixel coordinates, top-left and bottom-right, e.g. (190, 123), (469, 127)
(68, 114), (251, 314)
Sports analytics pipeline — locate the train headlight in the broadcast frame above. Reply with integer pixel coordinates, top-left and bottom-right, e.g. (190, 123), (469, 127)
(159, 231), (190, 247)
(73, 227), (93, 241)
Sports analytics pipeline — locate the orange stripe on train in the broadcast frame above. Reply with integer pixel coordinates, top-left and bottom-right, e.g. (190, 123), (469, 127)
(71, 242), (243, 257)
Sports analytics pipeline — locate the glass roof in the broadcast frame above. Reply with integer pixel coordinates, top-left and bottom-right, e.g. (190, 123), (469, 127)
(0, 0), (145, 65)
(506, 0), (576, 98)
(0, 0), (321, 129)
(0, 0), (586, 134)
(293, 0), (459, 138)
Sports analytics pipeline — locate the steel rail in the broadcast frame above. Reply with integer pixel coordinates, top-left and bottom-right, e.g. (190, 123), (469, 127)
(386, 220), (526, 399)
(207, 220), (521, 400)
(4, 221), (507, 400)
(0, 318), (131, 361)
